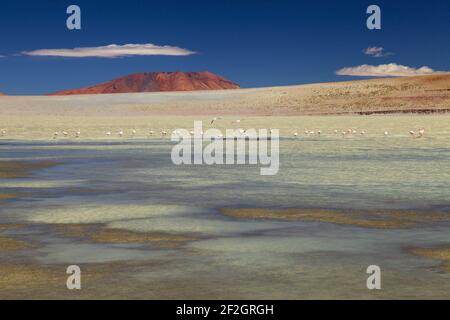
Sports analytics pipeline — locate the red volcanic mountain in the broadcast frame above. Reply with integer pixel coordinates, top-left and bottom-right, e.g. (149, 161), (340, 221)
(49, 71), (240, 95)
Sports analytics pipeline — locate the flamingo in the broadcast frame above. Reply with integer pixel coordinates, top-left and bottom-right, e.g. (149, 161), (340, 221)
(418, 128), (425, 138)
(210, 117), (221, 126)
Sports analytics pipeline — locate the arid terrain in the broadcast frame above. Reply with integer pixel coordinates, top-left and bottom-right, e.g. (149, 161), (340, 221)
(1, 73), (450, 140)
(48, 71), (240, 95)
(2, 73), (450, 117)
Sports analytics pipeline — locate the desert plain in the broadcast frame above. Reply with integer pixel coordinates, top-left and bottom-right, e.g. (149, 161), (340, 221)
(1, 74), (450, 140)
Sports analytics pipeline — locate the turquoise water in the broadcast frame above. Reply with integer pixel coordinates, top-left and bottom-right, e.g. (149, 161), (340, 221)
(1, 134), (450, 299)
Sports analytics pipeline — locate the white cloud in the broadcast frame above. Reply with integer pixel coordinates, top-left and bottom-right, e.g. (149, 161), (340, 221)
(336, 63), (440, 77)
(22, 43), (195, 58)
(363, 46), (393, 58)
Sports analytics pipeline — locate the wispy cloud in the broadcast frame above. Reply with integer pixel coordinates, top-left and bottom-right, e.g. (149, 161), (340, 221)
(363, 46), (393, 58)
(336, 63), (440, 77)
(22, 43), (196, 58)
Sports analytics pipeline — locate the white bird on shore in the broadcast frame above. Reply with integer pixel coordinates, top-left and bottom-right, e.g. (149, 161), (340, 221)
(360, 130), (365, 135)
(118, 130), (123, 137)
(293, 132), (298, 137)
(409, 130), (415, 136)
(75, 130), (81, 138)
(1, 129), (6, 136)
(63, 131), (68, 137)
(210, 117), (221, 126)
(161, 130), (168, 136)
(106, 131), (111, 136)
(149, 130), (154, 135)
(384, 131), (389, 136)
(132, 129), (137, 135)
(418, 128), (425, 138)
(53, 132), (59, 139)
(334, 130), (338, 134)
(317, 130), (321, 135)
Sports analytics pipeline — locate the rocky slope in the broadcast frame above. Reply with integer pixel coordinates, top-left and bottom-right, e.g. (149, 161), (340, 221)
(49, 71), (240, 95)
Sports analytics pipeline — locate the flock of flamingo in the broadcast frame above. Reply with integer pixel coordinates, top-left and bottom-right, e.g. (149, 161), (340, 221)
(0, 118), (427, 139)
(293, 127), (426, 138)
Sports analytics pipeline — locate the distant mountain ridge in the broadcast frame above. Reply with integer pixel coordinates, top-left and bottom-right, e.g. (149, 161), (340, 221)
(49, 71), (240, 95)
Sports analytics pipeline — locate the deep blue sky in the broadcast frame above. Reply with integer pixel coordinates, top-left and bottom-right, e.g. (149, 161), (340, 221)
(0, 0), (449, 95)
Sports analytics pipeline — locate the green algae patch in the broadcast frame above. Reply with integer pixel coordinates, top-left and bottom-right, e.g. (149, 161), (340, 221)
(0, 236), (32, 251)
(220, 208), (430, 229)
(411, 246), (450, 272)
(54, 223), (199, 247)
(0, 193), (17, 201)
(0, 223), (26, 230)
(0, 161), (58, 179)
(91, 228), (198, 244)
(0, 262), (124, 295)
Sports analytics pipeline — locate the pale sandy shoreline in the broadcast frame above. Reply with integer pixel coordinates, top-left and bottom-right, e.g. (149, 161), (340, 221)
(1, 74), (450, 140)
(0, 114), (449, 140)
(1, 73), (450, 117)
